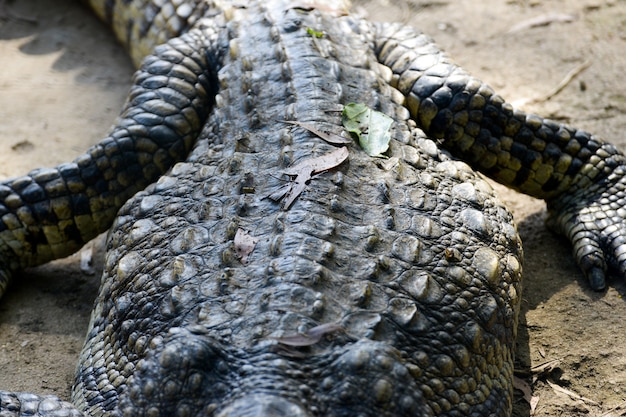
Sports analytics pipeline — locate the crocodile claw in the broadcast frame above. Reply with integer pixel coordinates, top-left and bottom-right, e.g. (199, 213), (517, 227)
(548, 165), (626, 291)
(587, 267), (607, 291)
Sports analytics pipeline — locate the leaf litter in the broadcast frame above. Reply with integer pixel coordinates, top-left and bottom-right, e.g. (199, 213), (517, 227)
(272, 102), (393, 208)
(234, 228), (258, 264)
(281, 120), (351, 145)
(270, 146), (349, 209)
(270, 323), (345, 358)
(271, 323), (344, 347)
(513, 376), (540, 414)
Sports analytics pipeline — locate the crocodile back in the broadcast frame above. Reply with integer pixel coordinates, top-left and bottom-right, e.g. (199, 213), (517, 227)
(72, 3), (523, 416)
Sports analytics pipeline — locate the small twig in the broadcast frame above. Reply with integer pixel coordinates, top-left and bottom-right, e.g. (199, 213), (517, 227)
(516, 60), (591, 107)
(507, 13), (577, 34)
(546, 379), (599, 406)
(600, 401), (626, 417)
(530, 358), (562, 375)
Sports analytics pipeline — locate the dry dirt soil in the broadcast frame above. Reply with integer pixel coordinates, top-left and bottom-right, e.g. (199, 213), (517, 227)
(1, 0), (626, 416)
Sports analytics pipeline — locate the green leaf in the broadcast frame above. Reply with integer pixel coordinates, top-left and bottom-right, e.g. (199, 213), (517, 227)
(341, 103), (393, 158)
(306, 27), (324, 38)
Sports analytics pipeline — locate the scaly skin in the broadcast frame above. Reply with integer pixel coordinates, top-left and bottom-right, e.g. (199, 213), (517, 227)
(374, 24), (626, 289)
(0, 1), (624, 416)
(0, 10), (221, 298)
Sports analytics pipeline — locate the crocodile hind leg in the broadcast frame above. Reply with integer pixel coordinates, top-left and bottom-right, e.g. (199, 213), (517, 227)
(0, 19), (226, 417)
(0, 25), (222, 300)
(375, 22), (626, 290)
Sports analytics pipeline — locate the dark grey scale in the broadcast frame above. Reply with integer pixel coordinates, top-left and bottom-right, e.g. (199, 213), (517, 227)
(2, 0), (626, 416)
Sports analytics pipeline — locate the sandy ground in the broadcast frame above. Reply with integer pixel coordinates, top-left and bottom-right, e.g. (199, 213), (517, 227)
(1, 0), (626, 416)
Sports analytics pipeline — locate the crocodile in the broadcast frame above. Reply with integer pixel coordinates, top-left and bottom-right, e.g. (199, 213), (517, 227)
(1, 0), (626, 416)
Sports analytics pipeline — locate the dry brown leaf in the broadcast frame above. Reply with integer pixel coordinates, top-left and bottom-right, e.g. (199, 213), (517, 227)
(546, 380), (599, 406)
(234, 228), (258, 264)
(513, 376), (533, 402)
(281, 175), (309, 210)
(513, 376), (540, 414)
(531, 359), (561, 376)
(282, 120), (352, 145)
(272, 323), (344, 347)
(529, 395), (540, 415)
(282, 146), (349, 176)
(280, 146), (349, 209)
(267, 184), (291, 202)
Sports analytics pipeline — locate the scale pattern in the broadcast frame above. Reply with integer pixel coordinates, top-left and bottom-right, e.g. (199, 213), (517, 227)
(0, 1), (625, 416)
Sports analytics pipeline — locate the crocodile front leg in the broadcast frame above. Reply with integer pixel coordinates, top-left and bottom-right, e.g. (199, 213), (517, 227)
(375, 22), (626, 290)
(0, 26), (222, 300)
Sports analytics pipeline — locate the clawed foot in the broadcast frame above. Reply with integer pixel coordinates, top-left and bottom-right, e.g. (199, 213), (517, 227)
(547, 165), (626, 290)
